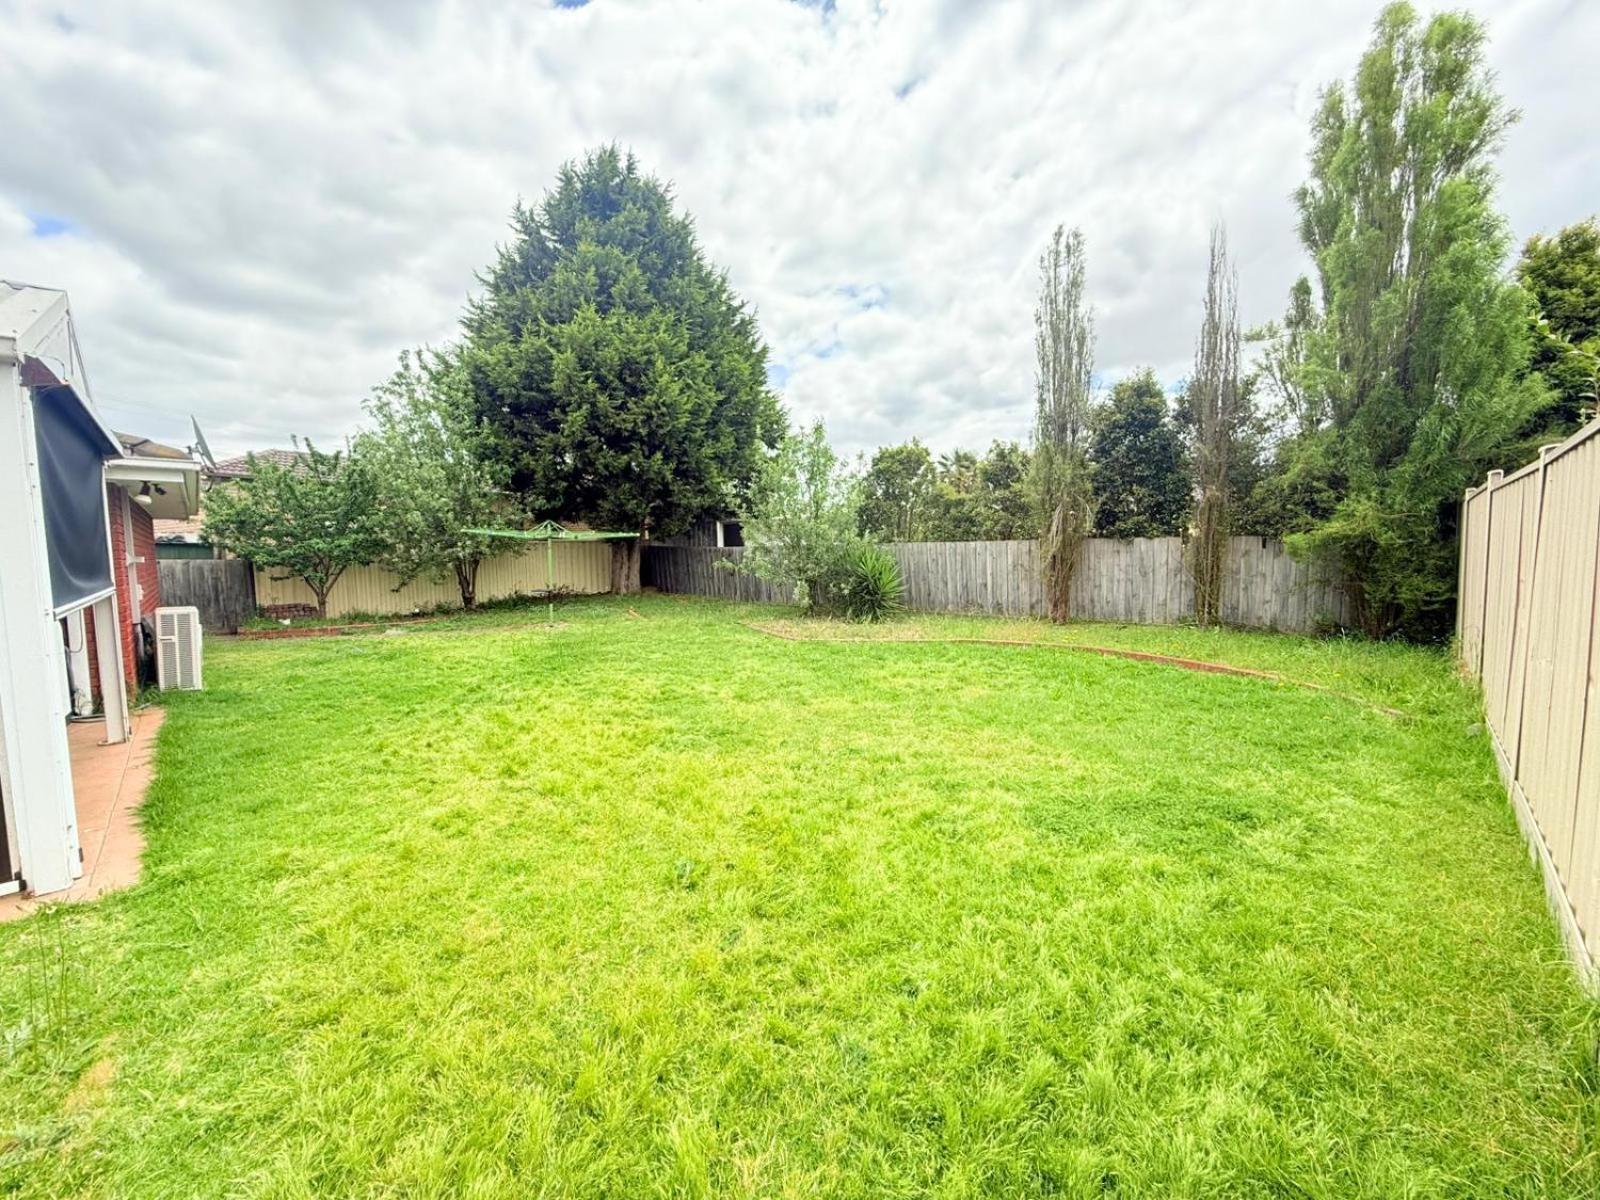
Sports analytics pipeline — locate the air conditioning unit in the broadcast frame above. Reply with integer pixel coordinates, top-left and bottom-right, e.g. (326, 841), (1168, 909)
(155, 606), (203, 690)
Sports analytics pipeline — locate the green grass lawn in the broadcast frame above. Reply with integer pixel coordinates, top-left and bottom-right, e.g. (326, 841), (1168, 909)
(1, 595), (1595, 1197)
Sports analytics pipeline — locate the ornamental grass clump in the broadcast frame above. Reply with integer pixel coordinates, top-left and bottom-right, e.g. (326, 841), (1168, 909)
(842, 544), (904, 623)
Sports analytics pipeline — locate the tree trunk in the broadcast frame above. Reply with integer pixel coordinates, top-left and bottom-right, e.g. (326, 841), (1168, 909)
(456, 558), (479, 609)
(1043, 501), (1078, 624)
(610, 537), (642, 595)
(311, 585), (329, 620)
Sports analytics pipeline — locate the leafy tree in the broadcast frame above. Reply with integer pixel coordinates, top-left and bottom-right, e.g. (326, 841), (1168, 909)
(1276, 2), (1546, 638)
(1030, 224), (1097, 623)
(927, 449), (988, 542)
(357, 349), (517, 610)
(738, 422), (865, 614)
(463, 146), (784, 592)
(859, 441), (937, 541)
(861, 440), (1034, 542)
(1518, 218), (1600, 434)
(1248, 276), (1323, 439)
(974, 441), (1033, 539)
(204, 441), (382, 618)
(1090, 369), (1190, 538)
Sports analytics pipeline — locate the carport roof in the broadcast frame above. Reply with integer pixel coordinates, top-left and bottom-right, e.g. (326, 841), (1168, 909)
(0, 279), (119, 455)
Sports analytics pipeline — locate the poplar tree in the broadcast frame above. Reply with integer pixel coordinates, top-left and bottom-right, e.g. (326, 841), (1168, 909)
(1281, 2), (1544, 637)
(1029, 225), (1096, 624)
(1188, 226), (1242, 626)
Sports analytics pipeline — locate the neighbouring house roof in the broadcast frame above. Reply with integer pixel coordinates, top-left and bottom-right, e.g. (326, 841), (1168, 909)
(154, 515), (208, 543)
(209, 448), (304, 479)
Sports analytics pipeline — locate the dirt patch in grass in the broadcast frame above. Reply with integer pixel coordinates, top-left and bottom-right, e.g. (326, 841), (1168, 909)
(745, 619), (1409, 717)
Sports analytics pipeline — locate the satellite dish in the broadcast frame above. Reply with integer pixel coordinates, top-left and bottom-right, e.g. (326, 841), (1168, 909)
(190, 416), (217, 471)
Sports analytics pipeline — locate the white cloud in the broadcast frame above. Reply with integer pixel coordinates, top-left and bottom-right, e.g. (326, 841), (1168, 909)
(1, 0), (1593, 458)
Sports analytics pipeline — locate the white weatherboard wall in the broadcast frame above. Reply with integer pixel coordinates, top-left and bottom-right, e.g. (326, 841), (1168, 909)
(1457, 418), (1600, 987)
(254, 542), (613, 618)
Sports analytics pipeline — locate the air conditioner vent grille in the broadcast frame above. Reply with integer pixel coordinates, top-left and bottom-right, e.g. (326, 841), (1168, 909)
(154, 606), (203, 690)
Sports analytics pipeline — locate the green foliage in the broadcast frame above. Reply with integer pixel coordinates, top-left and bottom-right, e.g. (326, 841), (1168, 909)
(859, 440), (1033, 542)
(202, 441), (383, 617)
(356, 349), (518, 608)
(1275, 2), (1546, 638)
(840, 543), (905, 622)
(1519, 218), (1600, 434)
(737, 422), (865, 614)
(1090, 369), (1190, 538)
(463, 146), (784, 543)
(858, 440), (935, 541)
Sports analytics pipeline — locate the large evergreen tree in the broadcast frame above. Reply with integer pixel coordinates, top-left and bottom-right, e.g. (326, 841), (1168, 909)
(1518, 217), (1600, 436)
(1091, 370), (1190, 539)
(1278, 2), (1546, 638)
(464, 146), (785, 591)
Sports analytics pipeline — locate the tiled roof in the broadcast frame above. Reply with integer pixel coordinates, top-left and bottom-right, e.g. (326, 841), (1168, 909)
(154, 516), (208, 543)
(209, 449), (305, 479)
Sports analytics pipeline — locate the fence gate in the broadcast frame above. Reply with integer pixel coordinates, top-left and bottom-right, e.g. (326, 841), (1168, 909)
(157, 559), (255, 633)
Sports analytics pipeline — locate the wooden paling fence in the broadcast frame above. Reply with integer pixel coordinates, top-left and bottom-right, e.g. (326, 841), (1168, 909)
(645, 536), (1351, 633)
(158, 559), (256, 633)
(642, 547), (790, 604)
(1457, 417), (1600, 983)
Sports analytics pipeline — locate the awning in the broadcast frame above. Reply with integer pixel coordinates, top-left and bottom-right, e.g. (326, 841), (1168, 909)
(32, 383), (118, 617)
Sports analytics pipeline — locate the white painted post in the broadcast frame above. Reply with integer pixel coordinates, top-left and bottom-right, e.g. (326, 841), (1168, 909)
(92, 594), (130, 747)
(0, 357), (83, 895)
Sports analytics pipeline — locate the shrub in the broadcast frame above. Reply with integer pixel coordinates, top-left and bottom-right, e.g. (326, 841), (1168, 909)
(738, 422), (865, 615)
(842, 545), (904, 622)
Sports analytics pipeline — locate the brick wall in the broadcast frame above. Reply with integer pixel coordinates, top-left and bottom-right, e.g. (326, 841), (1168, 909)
(83, 485), (158, 698)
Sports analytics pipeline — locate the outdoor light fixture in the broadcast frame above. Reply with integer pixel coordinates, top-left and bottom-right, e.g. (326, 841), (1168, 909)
(135, 483), (154, 507)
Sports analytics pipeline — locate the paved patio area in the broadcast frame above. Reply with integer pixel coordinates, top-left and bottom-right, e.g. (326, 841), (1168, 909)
(0, 706), (163, 922)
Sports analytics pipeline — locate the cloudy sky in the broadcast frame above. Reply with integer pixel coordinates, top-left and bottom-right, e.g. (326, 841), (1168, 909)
(2, 0), (1594, 460)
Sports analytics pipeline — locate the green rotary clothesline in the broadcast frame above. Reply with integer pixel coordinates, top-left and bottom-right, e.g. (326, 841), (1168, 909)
(464, 520), (637, 621)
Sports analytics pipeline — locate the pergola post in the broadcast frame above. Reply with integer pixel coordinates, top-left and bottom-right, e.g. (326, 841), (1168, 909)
(0, 354), (83, 894)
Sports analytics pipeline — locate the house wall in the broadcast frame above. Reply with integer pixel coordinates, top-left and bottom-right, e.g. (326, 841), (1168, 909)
(84, 486), (160, 697)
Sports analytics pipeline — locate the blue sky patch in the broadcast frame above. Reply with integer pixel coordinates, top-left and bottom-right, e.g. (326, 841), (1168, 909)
(28, 212), (74, 238)
(839, 283), (888, 310)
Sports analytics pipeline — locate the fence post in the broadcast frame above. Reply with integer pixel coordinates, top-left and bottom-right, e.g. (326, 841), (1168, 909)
(1508, 446), (1558, 778)
(1456, 486), (1474, 654)
(1474, 470), (1504, 678)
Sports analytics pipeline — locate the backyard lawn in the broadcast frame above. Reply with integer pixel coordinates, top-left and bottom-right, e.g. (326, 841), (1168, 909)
(1, 595), (1595, 1197)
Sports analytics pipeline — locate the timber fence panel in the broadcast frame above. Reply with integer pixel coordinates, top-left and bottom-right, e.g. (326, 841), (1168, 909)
(157, 558), (256, 633)
(647, 537), (1338, 631)
(1457, 419), (1600, 983)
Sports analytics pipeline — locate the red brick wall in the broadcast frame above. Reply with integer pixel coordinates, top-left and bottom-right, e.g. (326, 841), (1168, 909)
(131, 499), (160, 616)
(83, 484), (152, 698)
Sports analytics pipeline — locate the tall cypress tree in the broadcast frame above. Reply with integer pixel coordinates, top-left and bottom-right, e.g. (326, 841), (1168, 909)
(464, 146), (785, 591)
